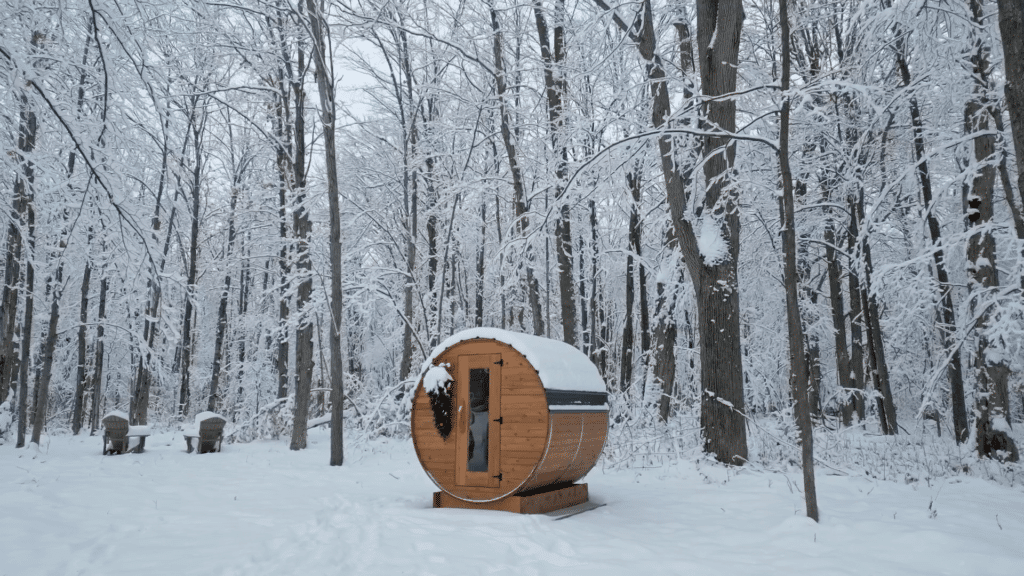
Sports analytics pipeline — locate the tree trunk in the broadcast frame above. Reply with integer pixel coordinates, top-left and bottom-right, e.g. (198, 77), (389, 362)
(14, 84), (37, 449)
(398, 26), (420, 377)
(849, 182), (897, 434)
(824, 223), (853, 426)
(628, 169), (652, 371)
(534, 0), (576, 345)
(656, 232), (680, 422)
(32, 264), (64, 445)
(490, 4), (544, 337)
(290, 26), (313, 451)
(210, 176), (244, 412)
(71, 261), (91, 434)
(620, 199), (635, 394)
(965, 15), (1018, 457)
(996, 0), (1024, 211)
(846, 206), (867, 422)
(685, 0), (750, 463)
(778, 0), (818, 519)
(89, 275), (108, 434)
(306, 0), (345, 465)
(476, 200), (486, 327)
(592, 0), (749, 462)
(894, 49), (968, 442)
(1, 196), (22, 407)
(178, 117), (204, 417)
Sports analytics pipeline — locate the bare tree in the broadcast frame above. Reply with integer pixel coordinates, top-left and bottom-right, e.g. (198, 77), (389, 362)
(778, 0), (818, 521)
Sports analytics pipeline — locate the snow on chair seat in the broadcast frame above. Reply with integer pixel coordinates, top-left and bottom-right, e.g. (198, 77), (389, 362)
(183, 412), (227, 454)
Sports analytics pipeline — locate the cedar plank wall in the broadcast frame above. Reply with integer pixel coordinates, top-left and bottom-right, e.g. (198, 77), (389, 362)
(412, 339), (607, 502)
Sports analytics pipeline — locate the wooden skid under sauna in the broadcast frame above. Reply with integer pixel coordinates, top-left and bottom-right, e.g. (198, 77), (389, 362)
(433, 483), (589, 515)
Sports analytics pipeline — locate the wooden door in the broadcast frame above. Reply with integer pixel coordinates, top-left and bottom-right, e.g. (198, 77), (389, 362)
(455, 353), (502, 488)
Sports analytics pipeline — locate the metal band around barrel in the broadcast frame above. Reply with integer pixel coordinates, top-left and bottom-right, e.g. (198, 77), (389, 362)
(544, 389), (609, 410)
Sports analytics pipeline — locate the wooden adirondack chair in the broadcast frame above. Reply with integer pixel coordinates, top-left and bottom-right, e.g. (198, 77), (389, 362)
(102, 412), (130, 455)
(183, 412), (227, 454)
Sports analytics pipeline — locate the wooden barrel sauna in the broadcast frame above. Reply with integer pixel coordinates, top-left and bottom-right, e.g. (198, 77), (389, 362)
(412, 328), (609, 509)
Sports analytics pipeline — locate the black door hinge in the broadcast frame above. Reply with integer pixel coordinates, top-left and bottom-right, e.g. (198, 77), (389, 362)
(493, 473), (502, 481)
(494, 358), (504, 366)
(493, 416), (503, 424)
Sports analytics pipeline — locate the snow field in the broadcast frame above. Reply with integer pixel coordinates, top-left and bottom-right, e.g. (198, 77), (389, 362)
(1, 428), (1022, 575)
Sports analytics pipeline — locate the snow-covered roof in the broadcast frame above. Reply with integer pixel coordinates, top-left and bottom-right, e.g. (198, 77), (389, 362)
(420, 327), (607, 394)
(103, 410), (129, 421)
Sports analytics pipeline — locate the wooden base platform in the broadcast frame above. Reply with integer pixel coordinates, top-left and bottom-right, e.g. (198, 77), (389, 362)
(433, 483), (588, 514)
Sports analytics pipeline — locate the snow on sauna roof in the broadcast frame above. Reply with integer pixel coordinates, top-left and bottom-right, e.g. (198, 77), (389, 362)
(420, 327), (607, 393)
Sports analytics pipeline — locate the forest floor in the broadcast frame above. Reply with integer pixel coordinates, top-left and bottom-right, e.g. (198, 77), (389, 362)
(1, 427), (1022, 576)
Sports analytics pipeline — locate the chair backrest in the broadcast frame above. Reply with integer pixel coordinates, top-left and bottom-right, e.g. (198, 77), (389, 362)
(102, 414), (129, 437)
(198, 416), (226, 438)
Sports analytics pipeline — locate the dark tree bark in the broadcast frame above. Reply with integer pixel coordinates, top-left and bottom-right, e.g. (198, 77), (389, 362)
(824, 223), (854, 426)
(89, 274), (108, 434)
(290, 33), (313, 451)
(274, 80), (292, 401)
(476, 200), (486, 327)
(846, 206), (867, 422)
(593, 0), (748, 463)
(209, 177), (243, 413)
(67, 28), (95, 435)
(490, 4), (544, 337)
(1, 190), (22, 408)
(71, 260), (91, 434)
(965, 7), (1018, 458)
(14, 80), (37, 449)
(779, 0), (818, 520)
(32, 263), (63, 445)
(656, 230), (680, 423)
(996, 0), (1024, 213)
(178, 110), (205, 417)
(894, 47), (968, 442)
(620, 173), (637, 394)
(629, 170), (652, 367)
(534, 0), (577, 345)
(306, 0), (345, 465)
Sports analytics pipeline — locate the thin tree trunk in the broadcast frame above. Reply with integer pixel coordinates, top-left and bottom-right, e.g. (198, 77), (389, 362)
(490, 4), (544, 336)
(824, 223), (853, 426)
(894, 42), (968, 442)
(656, 230), (680, 422)
(209, 182), (241, 413)
(89, 274), (107, 434)
(534, 0), (576, 345)
(14, 81), (37, 449)
(620, 179), (636, 394)
(32, 263), (64, 445)
(178, 115), (204, 417)
(305, 0), (345, 464)
(589, 200), (603, 372)
(779, 0), (818, 519)
(290, 21), (313, 450)
(846, 206), (867, 422)
(71, 261), (91, 434)
(1, 196), (22, 406)
(476, 200), (486, 327)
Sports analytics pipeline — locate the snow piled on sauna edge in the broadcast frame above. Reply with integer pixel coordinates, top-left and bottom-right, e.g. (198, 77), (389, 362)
(2, 429), (1022, 576)
(418, 327), (607, 393)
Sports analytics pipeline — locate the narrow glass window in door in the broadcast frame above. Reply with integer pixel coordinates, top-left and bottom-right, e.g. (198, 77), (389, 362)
(467, 368), (489, 472)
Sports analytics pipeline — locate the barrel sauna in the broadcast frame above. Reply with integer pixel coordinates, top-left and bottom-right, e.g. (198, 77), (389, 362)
(412, 328), (609, 514)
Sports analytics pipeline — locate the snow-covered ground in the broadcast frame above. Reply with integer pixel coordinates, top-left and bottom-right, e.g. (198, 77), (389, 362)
(2, 429), (1022, 576)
